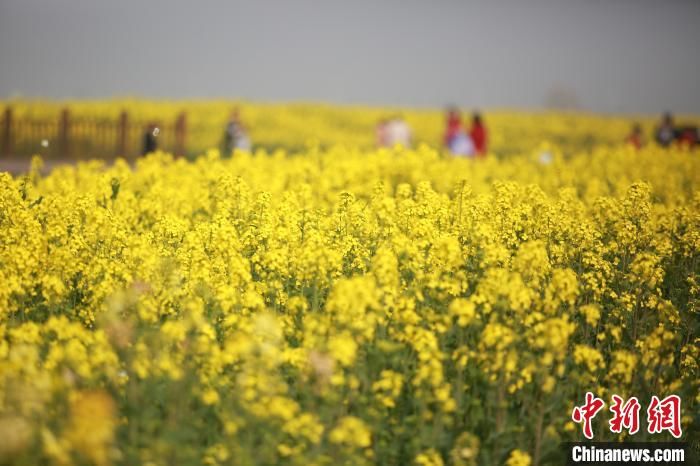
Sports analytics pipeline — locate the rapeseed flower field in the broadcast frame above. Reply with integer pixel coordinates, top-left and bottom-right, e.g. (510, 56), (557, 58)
(3, 99), (688, 155)
(0, 109), (698, 465)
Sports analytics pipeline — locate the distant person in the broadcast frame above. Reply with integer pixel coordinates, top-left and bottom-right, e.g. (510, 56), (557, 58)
(142, 122), (159, 155)
(626, 123), (644, 149)
(676, 124), (699, 148)
(655, 112), (675, 147)
(222, 109), (251, 156)
(469, 111), (488, 156)
(376, 118), (390, 148)
(386, 116), (412, 147)
(444, 107), (475, 157)
(448, 128), (475, 157)
(444, 107), (462, 148)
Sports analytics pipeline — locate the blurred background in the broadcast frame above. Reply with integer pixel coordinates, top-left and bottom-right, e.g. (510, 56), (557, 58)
(0, 0), (699, 166)
(2, 0), (699, 112)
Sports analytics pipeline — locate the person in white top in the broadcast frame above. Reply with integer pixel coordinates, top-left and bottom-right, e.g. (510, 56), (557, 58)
(386, 116), (412, 148)
(448, 126), (475, 157)
(222, 108), (251, 156)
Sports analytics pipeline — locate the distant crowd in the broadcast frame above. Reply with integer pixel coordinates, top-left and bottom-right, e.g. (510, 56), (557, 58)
(140, 107), (698, 157)
(627, 112), (700, 150)
(442, 108), (488, 157)
(141, 109), (252, 157)
(374, 108), (488, 157)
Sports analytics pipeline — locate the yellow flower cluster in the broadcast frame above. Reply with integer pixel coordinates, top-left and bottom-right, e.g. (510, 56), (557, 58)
(0, 125), (698, 465)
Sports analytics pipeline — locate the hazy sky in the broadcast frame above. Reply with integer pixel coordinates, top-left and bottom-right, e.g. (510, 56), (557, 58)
(1, 0), (699, 113)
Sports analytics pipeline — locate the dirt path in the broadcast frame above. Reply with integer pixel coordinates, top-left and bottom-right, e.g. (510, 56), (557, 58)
(0, 157), (102, 175)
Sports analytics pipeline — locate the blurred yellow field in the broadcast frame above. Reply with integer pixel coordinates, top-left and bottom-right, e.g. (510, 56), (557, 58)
(5, 100), (695, 158)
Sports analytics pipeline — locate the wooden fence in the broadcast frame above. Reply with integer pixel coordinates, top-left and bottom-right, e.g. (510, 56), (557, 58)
(0, 107), (187, 160)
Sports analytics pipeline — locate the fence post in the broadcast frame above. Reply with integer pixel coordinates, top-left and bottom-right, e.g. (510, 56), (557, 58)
(2, 107), (12, 158)
(117, 111), (129, 158)
(175, 112), (187, 157)
(58, 108), (71, 158)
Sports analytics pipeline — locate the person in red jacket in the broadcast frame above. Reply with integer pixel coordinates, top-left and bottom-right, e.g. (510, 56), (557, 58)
(470, 112), (488, 156)
(444, 107), (462, 148)
(626, 123), (644, 149)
